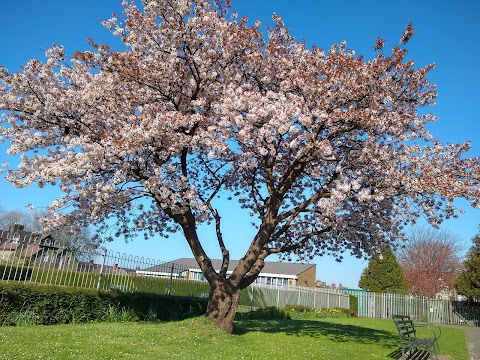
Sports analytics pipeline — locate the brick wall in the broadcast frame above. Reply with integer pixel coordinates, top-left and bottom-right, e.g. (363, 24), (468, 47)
(296, 265), (316, 288)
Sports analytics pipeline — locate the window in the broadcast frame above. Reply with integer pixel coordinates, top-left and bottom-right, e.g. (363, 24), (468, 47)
(191, 271), (206, 282)
(11, 233), (20, 244)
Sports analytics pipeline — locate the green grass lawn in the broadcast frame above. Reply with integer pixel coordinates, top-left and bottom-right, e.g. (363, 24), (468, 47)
(0, 317), (468, 360)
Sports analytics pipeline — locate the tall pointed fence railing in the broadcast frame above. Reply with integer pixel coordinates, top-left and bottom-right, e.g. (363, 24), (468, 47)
(0, 236), (210, 297)
(1, 236), (479, 324)
(0, 236), (350, 310)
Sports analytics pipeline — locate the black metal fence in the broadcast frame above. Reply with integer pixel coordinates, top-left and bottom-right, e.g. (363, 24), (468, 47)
(0, 237), (210, 297)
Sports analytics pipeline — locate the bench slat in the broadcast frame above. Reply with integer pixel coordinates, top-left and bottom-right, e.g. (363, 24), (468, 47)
(392, 315), (439, 360)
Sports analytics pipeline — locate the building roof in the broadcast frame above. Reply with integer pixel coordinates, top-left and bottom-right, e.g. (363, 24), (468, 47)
(143, 257), (315, 277)
(0, 225), (56, 255)
(0, 226), (53, 247)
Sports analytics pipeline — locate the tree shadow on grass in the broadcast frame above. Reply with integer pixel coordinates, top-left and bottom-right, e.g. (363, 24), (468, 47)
(387, 349), (434, 360)
(234, 319), (403, 358)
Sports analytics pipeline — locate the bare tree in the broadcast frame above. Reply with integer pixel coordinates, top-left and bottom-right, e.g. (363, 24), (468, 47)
(0, 208), (101, 260)
(0, 206), (33, 230)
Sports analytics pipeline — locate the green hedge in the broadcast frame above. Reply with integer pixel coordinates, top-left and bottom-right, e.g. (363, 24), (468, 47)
(130, 276), (211, 297)
(2, 265), (211, 297)
(0, 265), (32, 281)
(283, 305), (355, 319)
(236, 306), (291, 320)
(349, 294), (358, 316)
(0, 282), (208, 326)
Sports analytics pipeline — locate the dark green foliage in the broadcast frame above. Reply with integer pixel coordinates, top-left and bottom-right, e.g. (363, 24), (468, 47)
(455, 232), (480, 300)
(283, 305), (315, 312)
(236, 305), (354, 321)
(130, 275), (210, 296)
(0, 282), (207, 326)
(349, 295), (358, 316)
(0, 265), (32, 281)
(235, 307), (290, 320)
(282, 305), (354, 319)
(2, 264), (210, 296)
(359, 248), (409, 294)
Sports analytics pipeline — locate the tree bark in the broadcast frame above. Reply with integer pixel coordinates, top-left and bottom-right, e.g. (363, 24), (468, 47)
(206, 281), (240, 333)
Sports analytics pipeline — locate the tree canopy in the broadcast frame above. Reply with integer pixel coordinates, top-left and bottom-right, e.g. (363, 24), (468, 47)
(455, 230), (480, 300)
(1, 0), (479, 331)
(359, 247), (408, 294)
(398, 227), (463, 297)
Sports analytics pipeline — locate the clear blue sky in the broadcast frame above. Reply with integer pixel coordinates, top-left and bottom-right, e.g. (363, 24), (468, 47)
(0, 0), (479, 288)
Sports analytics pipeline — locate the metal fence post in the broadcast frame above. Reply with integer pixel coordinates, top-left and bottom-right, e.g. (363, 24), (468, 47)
(96, 250), (107, 290)
(250, 286), (254, 311)
(167, 263), (175, 295)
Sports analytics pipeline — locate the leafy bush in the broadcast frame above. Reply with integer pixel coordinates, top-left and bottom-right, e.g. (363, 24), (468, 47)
(0, 265), (32, 281)
(0, 282), (207, 326)
(102, 304), (139, 323)
(235, 307), (291, 320)
(130, 276), (210, 297)
(283, 305), (354, 319)
(1, 264), (211, 297)
(8, 310), (39, 326)
(283, 305), (315, 312)
(349, 295), (358, 317)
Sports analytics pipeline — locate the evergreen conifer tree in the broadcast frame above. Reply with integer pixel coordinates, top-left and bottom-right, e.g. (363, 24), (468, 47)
(359, 247), (409, 293)
(455, 230), (480, 300)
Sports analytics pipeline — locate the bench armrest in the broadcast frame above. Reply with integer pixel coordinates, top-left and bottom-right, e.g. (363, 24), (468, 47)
(413, 323), (442, 340)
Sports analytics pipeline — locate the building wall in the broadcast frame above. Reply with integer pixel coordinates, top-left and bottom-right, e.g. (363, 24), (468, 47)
(0, 250), (13, 262)
(297, 265), (316, 288)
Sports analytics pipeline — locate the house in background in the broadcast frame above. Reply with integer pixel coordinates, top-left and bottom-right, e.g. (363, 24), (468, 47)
(138, 257), (317, 288)
(0, 224), (75, 269)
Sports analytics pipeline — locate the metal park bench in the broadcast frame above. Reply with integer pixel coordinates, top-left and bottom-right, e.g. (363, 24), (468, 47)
(392, 315), (441, 359)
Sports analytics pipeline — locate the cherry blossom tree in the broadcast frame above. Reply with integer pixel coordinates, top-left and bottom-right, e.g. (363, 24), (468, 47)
(398, 227), (464, 297)
(0, 0), (479, 332)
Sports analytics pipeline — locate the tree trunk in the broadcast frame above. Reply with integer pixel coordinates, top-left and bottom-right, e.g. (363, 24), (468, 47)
(206, 281), (240, 333)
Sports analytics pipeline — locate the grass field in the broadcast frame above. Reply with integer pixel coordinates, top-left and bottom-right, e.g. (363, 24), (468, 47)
(0, 316), (468, 360)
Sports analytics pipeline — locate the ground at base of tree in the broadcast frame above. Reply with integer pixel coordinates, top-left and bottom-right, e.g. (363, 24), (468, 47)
(0, 317), (467, 359)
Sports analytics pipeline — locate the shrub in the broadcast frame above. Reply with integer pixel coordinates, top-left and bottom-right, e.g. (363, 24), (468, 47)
(0, 282), (207, 326)
(349, 295), (358, 317)
(283, 305), (316, 312)
(0, 265), (32, 281)
(283, 305), (354, 319)
(8, 310), (39, 326)
(236, 307), (291, 320)
(102, 304), (139, 323)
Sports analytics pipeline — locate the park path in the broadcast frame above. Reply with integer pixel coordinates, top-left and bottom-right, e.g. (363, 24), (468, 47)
(463, 326), (480, 359)
(444, 325), (480, 360)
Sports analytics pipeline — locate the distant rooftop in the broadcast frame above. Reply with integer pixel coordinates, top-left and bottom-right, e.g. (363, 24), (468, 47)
(145, 257), (315, 276)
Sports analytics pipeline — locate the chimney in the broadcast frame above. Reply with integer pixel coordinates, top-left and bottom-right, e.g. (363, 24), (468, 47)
(8, 223), (25, 241)
(12, 224), (25, 232)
